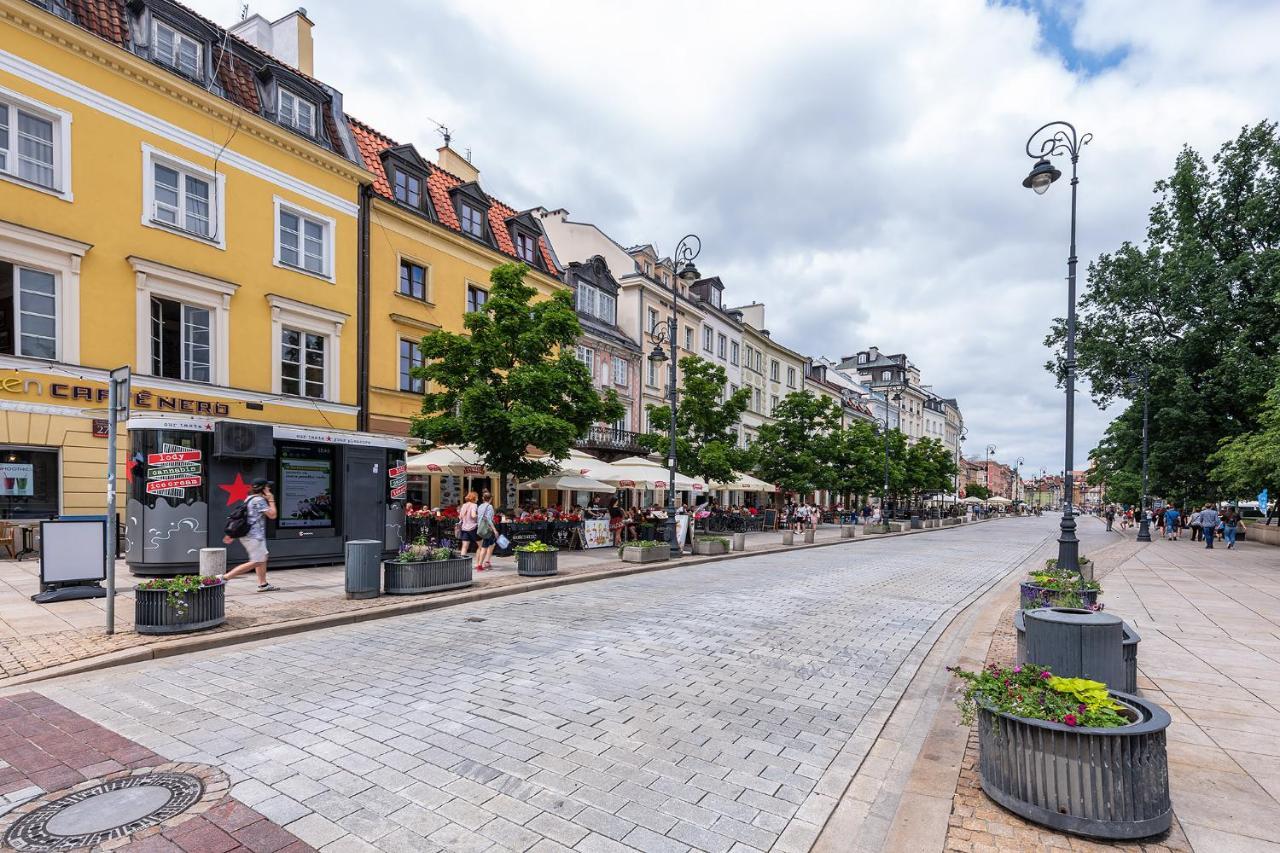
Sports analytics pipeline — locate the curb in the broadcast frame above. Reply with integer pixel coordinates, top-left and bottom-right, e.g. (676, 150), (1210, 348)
(2, 517), (1013, 690)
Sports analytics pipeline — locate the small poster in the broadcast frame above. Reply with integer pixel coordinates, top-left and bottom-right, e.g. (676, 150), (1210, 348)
(582, 518), (612, 549)
(389, 463), (407, 500)
(145, 444), (203, 498)
(0, 463), (34, 496)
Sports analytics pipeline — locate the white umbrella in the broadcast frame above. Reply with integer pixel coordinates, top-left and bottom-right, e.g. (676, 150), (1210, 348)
(592, 456), (702, 491)
(520, 472), (617, 492)
(987, 496), (1013, 505)
(713, 472), (778, 493)
(406, 445), (488, 475)
(962, 496), (985, 504)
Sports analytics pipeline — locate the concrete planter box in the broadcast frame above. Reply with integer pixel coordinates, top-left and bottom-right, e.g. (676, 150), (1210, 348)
(781, 531), (795, 545)
(802, 530), (815, 544)
(1015, 608), (1139, 694)
(693, 539), (728, 556)
(840, 525), (856, 539)
(135, 581), (226, 635)
(516, 549), (558, 577)
(384, 556), (474, 594)
(622, 545), (669, 564)
(1020, 581), (1100, 610)
(731, 533), (746, 551)
(977, 692), (1171, 839)
(865, 522), (904, 534)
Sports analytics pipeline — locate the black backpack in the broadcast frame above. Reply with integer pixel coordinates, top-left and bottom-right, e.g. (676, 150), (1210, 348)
(224, 500), (252, 538)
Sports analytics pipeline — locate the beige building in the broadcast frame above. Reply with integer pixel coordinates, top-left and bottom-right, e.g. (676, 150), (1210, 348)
(731, 302), (807, 447)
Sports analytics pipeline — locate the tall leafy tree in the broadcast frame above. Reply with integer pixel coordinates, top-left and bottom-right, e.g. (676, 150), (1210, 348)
(638, 356), (753, 486)
(1210, 373), (1280, 499)
(904, 437), (958, 504)
(753, 391), (842, 497)
(1046, 122), (1280, 502)
(828, 421), (883, 506)
(411, 263), (623, 501)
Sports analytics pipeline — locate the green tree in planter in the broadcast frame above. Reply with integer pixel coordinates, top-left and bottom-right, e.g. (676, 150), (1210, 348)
(410, 263), (623, 502)
(753, 391), (842, 498)
(638, 356), (753, 486)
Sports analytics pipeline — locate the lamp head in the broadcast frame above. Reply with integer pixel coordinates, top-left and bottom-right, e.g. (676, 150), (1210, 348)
(1023, 158), (1061, 194)
(648, 344), (668, 364)
(678, 262), (700, 283)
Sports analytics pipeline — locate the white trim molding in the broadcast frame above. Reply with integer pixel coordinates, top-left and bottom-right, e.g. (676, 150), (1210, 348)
(0, 82), (73, 202)
(129, 255), (237, 386)
(139, 142), (227, 249)
(272, 195), (336, 283)
(0, 219), (89, 364)
(267, 293), (346, 403)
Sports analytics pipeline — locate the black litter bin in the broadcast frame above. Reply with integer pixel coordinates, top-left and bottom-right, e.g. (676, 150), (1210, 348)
(345, 539), (382, 600)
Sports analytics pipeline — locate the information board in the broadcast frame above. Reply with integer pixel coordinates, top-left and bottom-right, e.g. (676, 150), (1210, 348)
(40, 518), (107, 585)
(582, 518), (612, 548)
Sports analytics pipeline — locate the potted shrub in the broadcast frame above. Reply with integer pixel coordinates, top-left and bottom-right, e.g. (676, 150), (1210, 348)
(951, 663), (1171, 840)
(693, 536), (729, 556)
(516, 540), (558, 577)
(384, 539), (473, 594)
(135, 575), (225, 635)
(620, 540), (670, 564)
(1020, 569), (1101, 609)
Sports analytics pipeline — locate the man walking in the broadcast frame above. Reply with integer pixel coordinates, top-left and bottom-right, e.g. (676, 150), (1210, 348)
(1200, 503), (1220, 549)
(1163, 505), (1180, 541)
(222, 477), (279, 591)
(1104, 505), (1115, 532)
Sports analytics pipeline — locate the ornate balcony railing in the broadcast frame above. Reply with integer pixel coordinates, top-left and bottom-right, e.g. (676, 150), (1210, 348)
(576, 425), (647, 453)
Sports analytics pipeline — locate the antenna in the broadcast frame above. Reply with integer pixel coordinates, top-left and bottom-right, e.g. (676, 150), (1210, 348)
(239, 2), (249, 20)
(465, 147), (472, 163)
(427, 118), (451, 148)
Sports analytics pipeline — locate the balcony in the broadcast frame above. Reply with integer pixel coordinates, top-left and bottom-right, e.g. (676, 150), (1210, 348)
(575, 425), (648, 454)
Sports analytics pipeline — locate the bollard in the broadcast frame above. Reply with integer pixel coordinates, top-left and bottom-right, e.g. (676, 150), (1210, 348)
(781, 531), (794, 546)
(199, 547), (225, 578)
(909, 516), (923, 530)
(802, 529), (815, 544)
(345, 539), (382, 600)
(840, 525), (856, 539)
(731, 532), (746, 551)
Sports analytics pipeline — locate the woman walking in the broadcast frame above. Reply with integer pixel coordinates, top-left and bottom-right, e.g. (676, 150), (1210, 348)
(1222, 506), (1240, 549)
(458, 491), (479, 558)
(474, 490), (497, 571)
(608, 497), (625, 546)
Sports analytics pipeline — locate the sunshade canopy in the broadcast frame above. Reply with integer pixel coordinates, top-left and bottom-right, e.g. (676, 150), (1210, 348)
(406, 445), (488, 476)
(520, 472), (617, 492)
(591, 456), (703, 491)
(712, 472), (778, 493)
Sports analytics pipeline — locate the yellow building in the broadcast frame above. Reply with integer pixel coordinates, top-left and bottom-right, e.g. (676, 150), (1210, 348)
(347, 118), (567, 507)
(0, 0), (375, 524)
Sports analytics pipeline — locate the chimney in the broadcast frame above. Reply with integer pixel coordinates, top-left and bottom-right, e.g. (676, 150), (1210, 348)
(230, 8), (314, 76)
(437, 145), (480, 183)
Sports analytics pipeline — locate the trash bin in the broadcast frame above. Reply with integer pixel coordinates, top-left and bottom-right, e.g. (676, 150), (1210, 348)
(910, 515), (923, 529)
(345, 539), (382, 600)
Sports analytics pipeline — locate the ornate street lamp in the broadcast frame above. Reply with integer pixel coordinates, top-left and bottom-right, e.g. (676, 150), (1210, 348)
(647, 235), (701, 557)
(1129, 368), (1152, 542)
(985, 444), (996, 497)
(878, 391), (903, 532)
(955, 426), (968, 506)
(1023, 120), (1091, 574)
(1015, 457), (1024, 503)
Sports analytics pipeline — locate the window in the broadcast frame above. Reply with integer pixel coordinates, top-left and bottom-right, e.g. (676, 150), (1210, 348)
(399, 260), (427, 301)
(770, 395), (778, 415)
(729, 383), (738, 397)
(0, 94), (67, 194)
(717, 334), (727, 359)
(859, 353), (868, 363)
(393, 169), (422, 209)
(702, 326), (713, 352)
(612, 356), (627, 386)
(277, 88), (315, 135)
(516, 233), (537, 263)
(399, 338), (424, 393)
(882, 370), (891, 381)
(0, 262), (56, 359)
(647, 307), (659, 333)
(647, 358), (656, 387)
(683, 326), (693, 350)
(576, 284), (615, 324)
(613, 406), (630, 434)
(275, 200), (332, 279)
(466, 285), (487, 313)
(0, 446), (59, 520)
(151, 161), (210, 237)
(281, 327), (325, 398)
(152, 20), (202, 78)
(598, 292), (615, 325)
(730, 341), (739, 365)
(150, 296), (210, 382)
(754, 387), (762, 412)
(575, 345), (594, 369)
(770, 360), (779, 381)
(787, 367), (796, 388)
(459, 203), (485, 238)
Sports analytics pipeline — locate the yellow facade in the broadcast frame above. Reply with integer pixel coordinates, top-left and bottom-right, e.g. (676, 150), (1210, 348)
(0, 1), (369, 515)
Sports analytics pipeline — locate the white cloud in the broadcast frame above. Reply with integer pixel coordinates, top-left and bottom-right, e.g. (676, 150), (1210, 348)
(192, 0), (1278, 472)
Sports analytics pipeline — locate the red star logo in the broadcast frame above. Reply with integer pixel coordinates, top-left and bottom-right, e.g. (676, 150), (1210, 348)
(218, 473), (251, 506)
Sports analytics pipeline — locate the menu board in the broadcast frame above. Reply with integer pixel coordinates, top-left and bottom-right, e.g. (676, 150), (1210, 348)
(279, 446), (334, 528)
(582, 518), (612, 549)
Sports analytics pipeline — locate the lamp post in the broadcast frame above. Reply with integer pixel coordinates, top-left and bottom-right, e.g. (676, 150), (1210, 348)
(646, 235), (701, 557)
(879, 391), (903, 532)
(985, 444), (996, 498)
(1014, 457), (1024, 503)
(1130, 368), (1152, 542)
(1023, 120), (1091, 574)
(955, 426), (968, 507)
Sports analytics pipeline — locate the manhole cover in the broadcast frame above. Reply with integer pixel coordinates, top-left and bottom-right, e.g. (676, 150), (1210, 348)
(1, 764), (226, 851)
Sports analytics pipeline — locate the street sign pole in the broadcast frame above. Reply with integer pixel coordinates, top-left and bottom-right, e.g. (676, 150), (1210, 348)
(105, 367), (130, 635)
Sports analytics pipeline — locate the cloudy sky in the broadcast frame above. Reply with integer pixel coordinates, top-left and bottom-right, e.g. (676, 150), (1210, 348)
(193, 0), (1280, 474)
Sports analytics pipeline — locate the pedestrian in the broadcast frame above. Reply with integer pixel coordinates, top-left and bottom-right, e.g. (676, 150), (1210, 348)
(1200, 503), (1220, 549)
(458, 490), (479, 558)
(221, 477), (279, 591)
(1189, 507), (1203, 542)
(473, 490), (497, 570)
(608, 497), (624, 546)
(1104, 505), (1115, 532)
(1222, 506), (1240, 549)
(1163, 505), (1180, 541)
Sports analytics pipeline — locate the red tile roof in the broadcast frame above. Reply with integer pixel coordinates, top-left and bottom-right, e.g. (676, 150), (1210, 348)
(348, 116), (560, 274)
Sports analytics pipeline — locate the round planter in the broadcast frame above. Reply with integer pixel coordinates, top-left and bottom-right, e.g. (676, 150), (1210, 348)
(516, 549), (558, 577)
(977, 691), (1171, 839)
(134, 582), (225, 635)
(384, 556), (474, 594)
(1020, 581), (1100, 610)
(1014, 609), (1139, 694)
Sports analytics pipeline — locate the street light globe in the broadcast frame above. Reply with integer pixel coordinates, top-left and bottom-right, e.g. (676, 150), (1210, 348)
(648, 344), (668, 363)
(1022, 158), (1061, 194)
(679, 262), (700, 283)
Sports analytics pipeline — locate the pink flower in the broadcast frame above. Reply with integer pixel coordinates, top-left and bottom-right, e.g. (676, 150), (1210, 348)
(1040, 671), (1052, 680)
(1012, 666), (1023, 674)
(1078, 703), (1087, 713)
(1063, 713), (1078, 727)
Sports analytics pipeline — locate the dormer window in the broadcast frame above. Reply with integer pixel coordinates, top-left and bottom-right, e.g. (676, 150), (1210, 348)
(153, 20), (203, 79)
(393, 169), (423, 209)
(459, 203), (485, 239)
(516, 233), (537, 264)
(278, 88), (315, 135)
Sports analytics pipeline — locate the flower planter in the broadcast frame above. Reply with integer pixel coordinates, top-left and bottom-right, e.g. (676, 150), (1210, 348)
(516, 549), (558, 577)
(1020, 581), (1100, 610)
(1015, 609), (1139, 694)
(134, 582), (225, 635)
(693, 539), (728, 556)
(383, 556), (473, 594)
(977, 692), (1171, 839)
(621, 545), (669, 564)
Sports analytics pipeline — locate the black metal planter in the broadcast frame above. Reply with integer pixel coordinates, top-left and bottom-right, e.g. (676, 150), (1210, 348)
(977, 693), (1171, 840)
(1020, 581), (1100, 610)
(1015, 609), (1140, 694)
(383, 556), (473, 594)
(134, 583), (226, 635)
(516, 549), (558, 577)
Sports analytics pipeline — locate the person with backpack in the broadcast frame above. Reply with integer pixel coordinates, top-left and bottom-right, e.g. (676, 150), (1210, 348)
(473, 490), (497, 571)
(221, 477), (279, 591)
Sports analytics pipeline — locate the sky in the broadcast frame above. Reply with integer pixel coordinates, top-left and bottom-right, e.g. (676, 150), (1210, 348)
(190, 0), (1280, 475)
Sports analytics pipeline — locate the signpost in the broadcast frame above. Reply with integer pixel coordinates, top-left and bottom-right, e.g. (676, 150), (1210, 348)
(105, 367), (130, 635)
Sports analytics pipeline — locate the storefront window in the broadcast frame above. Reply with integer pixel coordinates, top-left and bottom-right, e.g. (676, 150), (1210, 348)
(0, 447), (58, 518)
(128, 430), (208, 510)
(276, 444), (334, 528)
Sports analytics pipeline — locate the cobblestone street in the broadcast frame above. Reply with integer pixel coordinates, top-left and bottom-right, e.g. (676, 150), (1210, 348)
(20, 520), (1049, 852)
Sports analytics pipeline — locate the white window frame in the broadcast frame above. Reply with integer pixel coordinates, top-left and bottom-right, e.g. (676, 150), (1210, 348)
(0, 222), (87, 364)
(702, 326), (713, 352)
(273, 196), (335, 282)
(268, 294), (346, 402)
(0, 86), (73, 201)
(597, 292), (616, 325)
(647, 307), (659, 334)
(277, 88), (316, 135)
(576, 345), (594, 370)
(730, 340), (739, 366)
(151, 19), (204, 79)
(683, 326), (692, 351)
(787, 366), (796, 388)
(647, 357), (657, 387)
(141, 144), (225, 248)
(612, 355), (627, 387)
(717, 333), (727, 360)
(771, 360), (779, 381)
(131, 256), (236, 386)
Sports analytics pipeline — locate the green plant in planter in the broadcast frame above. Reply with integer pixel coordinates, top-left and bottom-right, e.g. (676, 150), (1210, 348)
(1028, 572), (1102, 592)
(516, 541), (557, 553)
(948, 663), (1129, 728)
(394, 540), (455, 563)
(136, 575), (222, 615)
(619, 539), (668, 558)
(701, 537), (730, 546)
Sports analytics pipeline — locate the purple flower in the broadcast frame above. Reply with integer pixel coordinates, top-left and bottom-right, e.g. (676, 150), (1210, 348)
(1040, 671), (1052, 680)
(1078, 703), (1087, 713)
(1012, 666), (1023, 674)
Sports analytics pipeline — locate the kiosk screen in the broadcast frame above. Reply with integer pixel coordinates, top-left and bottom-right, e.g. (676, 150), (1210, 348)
(278, 445), (334, 528)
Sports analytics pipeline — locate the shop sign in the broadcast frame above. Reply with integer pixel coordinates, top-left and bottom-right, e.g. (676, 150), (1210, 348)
(0, 376), (230, 415)
(0, 462), (34, 496)
(389, 464), (407, 500)
(92, 419), (109, 438)
(146, 444), (204, 497)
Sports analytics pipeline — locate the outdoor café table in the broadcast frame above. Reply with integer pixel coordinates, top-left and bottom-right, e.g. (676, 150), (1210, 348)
(13, 521), (40, 559)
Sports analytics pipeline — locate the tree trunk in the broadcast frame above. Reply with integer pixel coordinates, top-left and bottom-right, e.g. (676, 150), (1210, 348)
(499, 471), (509, 512)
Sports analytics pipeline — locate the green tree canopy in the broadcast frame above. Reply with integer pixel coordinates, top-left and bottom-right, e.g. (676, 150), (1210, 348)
(753, 391), (842, 496)
(828, 421), (884, 502)
(411, 263), (623, 500)
(904, 437), (959, 499)
(965, 483), (991, 500)
(1210, 373), (1280, 498)
(638, 356), (753, 485)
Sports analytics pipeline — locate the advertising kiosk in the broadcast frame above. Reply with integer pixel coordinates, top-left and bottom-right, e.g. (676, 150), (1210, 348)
(125, 415), (407, 576)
